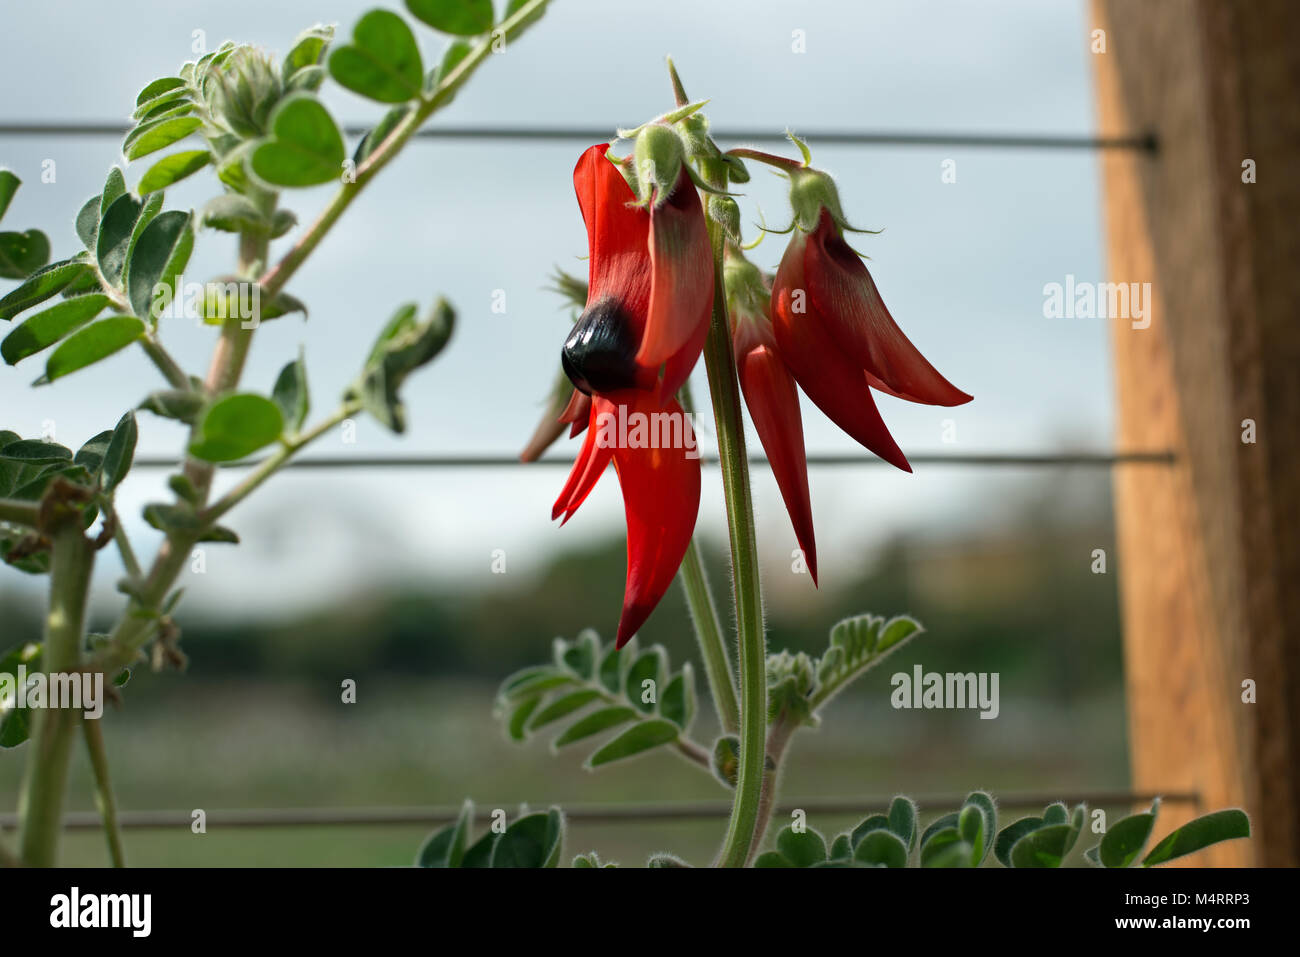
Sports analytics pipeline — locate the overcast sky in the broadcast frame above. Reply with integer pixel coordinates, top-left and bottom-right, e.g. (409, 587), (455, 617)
(0, 0), (1110, 617)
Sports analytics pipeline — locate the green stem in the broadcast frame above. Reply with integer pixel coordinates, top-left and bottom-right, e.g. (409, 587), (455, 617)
(0, 839), (18, 868)
(82, 718), (126, 867)
(678, 538), (739, 733)
(0, 498), (39, 527)
(17, 517), (94, 866)
(699, 161), (768, 868)
(747, 714), (797, 864)
(139, 335), (190, 390)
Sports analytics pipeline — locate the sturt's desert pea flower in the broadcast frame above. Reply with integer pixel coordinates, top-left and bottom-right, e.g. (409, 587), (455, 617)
(726, 247), (818, 585)
(552, 133), (714, 646)
(770, 166), (972, 472)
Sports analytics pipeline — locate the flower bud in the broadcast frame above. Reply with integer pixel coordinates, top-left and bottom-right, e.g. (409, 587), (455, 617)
(788, 167), (847, 233)
(201, 46), (283, 140)
(632, 123), (686, 208)
(708, 195), (741, 245)
(723, 246), (770, 321)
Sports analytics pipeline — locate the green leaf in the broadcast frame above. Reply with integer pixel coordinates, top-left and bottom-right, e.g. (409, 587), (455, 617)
(490, 808), (563, 868)
(527, 688), (600, 730)
(660, 664), (696, 730)
(405, 0), (494, 36)
(138, 150), (211, 194)
(0, 439), (72, 465)
(877, 614), (922, 652)
(887, 795), (918, 851)
(2, 294), (110, 365)
(1099, 810), (1157, 868)
(497, 664), (563, 699)
(0, 642), (43, 748)
(41, 316), (144, 384)
(102, 412), (137, 492)
(354, 105), (412, 165)
(138, 389), (205, 423)
(597, 642), (623, 693)
(282, 25), (334, 81)
(919, 826), (965, 867)
(1010, 823), (1078, 868)
(556, 629), (599, 679)
(553, 706), (637, 749)
(624, 647), (664, 714)
(854, 829), (908, 868)
(350, 298), (455, 433)
(425, 39), (472, 94)
(135, 77), (186, 108)
(1141, 810), (1250, 867)
(328, 10), (424, 103)
(96, 193), (143, 287)
(586, 718), (679, 767)
(711, 734), (739, 789)
(961, 791), (998, 865)
(0, 169), (19, 221)
(202, 195), (267, 234)
(922, 840), (975, 868)
(124, 115), (201, 161)
(852, 814), (891, 848)
(76, 197), (101, 250)
(506, 696), (539, 741)
(994, 816), (1043, 868)
(753, 851), (791, 868)
(646, 852), (689, 868)
(1043, 802), (1069, 826)
(127, 211), (195, 322)
(460, 830), (498, 868)
(416, 799), (472, 867)
(101, 167), (127, 214)
(250, 95), (346, 188)
(0, 230), (50, 280)
(0, 259), (93, 320)
(829, 833), (853, 860)
(777, 825), (827, 867)
(272, 353), (310, 433)
(188, 393), (284, 462)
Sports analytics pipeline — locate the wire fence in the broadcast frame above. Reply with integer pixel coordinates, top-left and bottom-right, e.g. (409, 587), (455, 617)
(0, 791), (1199, 833)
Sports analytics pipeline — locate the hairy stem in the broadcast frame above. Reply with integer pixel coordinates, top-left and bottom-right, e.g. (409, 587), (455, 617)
(17, 517), (94, 866)
(82, 718), (125, 867)
(746, 715), (797, 864)
(700, 159), (768, 868)
(678, 537), (739, 733)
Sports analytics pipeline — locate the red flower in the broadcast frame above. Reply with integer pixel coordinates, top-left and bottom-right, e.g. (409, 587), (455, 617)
(772, 206), (971, 473)
(553, 142), (713, 646)
(728, 252), (818, 584)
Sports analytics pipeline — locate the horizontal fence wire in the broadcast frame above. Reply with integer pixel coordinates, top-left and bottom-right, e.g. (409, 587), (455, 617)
(0, 122), (1159, 152)
(131, 451), (1176, 471)
(0, 792), (1199, 832)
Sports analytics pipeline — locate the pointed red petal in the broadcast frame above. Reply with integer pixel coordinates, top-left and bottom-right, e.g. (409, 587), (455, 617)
(734, 320), (818, 585)
(558, 388), (592, 438)
(573, 145), (651, 322)
(634, 167), (713, 374)
(603, 393), (701, 647)
(772, 232), (912, 472)
(551, 406), (612, 521)
(804, 209), (971, 407)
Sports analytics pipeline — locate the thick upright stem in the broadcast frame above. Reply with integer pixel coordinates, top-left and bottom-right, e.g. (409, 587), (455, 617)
(700, 162), (768, 869)
(17, 518), (94, 866)
(678, 537), (739, 733)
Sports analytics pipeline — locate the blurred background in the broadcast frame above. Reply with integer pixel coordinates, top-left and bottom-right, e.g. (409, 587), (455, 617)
(0, 0), (1131, 865)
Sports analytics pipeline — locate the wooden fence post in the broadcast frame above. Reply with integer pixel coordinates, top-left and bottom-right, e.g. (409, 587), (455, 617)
(1092, 0), (1299, 866)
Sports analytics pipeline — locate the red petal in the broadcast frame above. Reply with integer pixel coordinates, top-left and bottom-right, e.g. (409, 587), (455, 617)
(573, 145), (651, 325)
(603, 393), (701, 647)
(734, 319), (818, 585)
(804, 209), (971, 407)
(772, 231), (912, 472)
(634, 167), (713, 376)
(551, 406), (612, 521)
(558, 388), (592, 438)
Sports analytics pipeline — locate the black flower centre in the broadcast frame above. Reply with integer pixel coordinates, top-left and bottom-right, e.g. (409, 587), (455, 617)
(561, 296), (640, 395)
